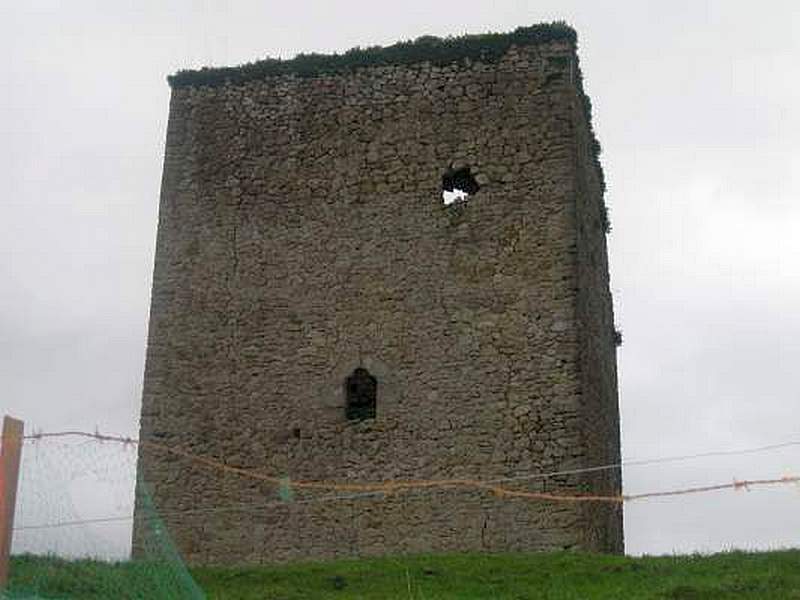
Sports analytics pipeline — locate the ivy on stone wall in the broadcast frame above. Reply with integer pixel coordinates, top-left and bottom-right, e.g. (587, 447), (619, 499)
(572, 60), (608, 196)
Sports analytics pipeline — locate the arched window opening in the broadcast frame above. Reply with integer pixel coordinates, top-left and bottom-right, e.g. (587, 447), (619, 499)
(345, 367), (377, 421)
(442, 166), (480, 205)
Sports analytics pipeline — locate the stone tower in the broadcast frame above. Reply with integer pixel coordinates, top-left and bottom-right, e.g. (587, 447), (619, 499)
(135, 23), (623, 564)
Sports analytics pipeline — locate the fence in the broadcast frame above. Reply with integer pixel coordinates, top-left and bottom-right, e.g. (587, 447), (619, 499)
(15, 429), (800, 506)
(0, 416), (23, 588)
(1, 413), (799, 593)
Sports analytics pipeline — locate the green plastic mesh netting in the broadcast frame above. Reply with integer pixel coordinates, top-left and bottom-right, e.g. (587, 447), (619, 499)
(3, 437), (204, 599)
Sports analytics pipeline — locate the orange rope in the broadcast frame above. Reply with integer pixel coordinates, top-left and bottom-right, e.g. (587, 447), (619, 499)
(23, 431), (799, 505)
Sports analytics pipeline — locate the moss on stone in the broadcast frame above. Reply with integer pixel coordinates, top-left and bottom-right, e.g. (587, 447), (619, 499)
(168, 22), (576, 88)
(167, 22), (607, 196)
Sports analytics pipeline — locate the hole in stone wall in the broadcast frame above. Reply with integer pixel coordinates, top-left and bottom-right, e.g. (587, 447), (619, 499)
(345, 367), (377, 421)
(442, 166), (480, 205)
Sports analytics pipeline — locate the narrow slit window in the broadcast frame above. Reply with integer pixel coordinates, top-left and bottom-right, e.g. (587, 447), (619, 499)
(345, 367), (377, 421)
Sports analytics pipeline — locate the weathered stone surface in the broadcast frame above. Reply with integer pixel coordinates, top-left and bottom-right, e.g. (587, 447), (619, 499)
(134, 30), (622, 564)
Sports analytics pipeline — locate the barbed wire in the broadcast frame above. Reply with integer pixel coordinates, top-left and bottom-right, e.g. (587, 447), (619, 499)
(12, 474), (800, 533)
(490, 439), (800, 484)
(22, 430), (800, 494)
(12, 490), (386, 532)
(9, 430), (800, 533)
(11, 430), (798, 519)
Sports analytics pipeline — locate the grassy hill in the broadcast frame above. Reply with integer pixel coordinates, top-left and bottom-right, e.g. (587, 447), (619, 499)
(8, 549), (800, 599)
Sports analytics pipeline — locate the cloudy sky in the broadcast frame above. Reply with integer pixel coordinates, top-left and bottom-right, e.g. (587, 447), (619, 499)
(2, 0), (798, 557)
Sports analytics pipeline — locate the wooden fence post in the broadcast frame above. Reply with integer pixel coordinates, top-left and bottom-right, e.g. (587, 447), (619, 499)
(0, 416), (24, 589)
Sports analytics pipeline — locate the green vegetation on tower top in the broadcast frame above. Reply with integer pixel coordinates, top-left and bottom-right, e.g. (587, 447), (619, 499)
(167, 21), (608, 199)
(167, 22), (576, 88)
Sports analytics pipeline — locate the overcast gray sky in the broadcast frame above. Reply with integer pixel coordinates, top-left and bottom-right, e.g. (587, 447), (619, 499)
(2, 0), (799, 558)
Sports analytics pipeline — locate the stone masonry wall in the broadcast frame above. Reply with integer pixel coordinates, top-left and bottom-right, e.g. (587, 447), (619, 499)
(571, 76), (624, 553)
(135, 33), (622, 563)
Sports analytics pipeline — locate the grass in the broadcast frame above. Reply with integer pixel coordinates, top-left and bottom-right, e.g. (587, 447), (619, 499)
(5, 554), (204, 599)
(8, 549), (800, 599)
(193, 550), (800, 599)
